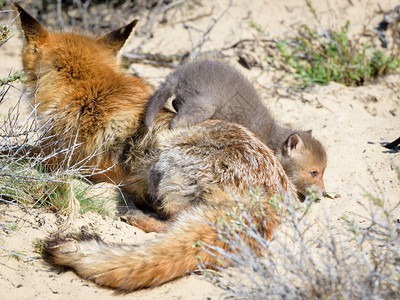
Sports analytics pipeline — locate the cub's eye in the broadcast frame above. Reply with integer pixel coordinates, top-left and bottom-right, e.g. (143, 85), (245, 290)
(310, 171), (318, 178)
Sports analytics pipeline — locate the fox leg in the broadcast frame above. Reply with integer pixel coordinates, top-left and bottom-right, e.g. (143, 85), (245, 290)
(169, 96), (216, 129)
(119, 209), (170, 233)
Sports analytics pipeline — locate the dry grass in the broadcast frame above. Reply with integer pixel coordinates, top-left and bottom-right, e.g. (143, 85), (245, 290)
(198, 180), (400, 299)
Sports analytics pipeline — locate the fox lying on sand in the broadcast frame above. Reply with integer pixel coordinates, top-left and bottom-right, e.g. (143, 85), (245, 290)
(15, 4), (297, 291)
(145, 60), (327, 197)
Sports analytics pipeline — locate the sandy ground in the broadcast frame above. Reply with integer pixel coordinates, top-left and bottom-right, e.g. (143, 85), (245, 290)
(1, 0), (400, 299)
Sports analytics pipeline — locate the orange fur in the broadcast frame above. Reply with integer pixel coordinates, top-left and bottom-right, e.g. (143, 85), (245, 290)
(18, 6), (151, 183)
(15, 4), (297, 291)
(279, 132), (327, 196)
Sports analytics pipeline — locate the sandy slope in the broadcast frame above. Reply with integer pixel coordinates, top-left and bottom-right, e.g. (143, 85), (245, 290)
(0, 0), (399, 299)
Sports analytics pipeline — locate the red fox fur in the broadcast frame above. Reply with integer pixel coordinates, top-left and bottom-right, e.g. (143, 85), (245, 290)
(14, 4), (297, 291)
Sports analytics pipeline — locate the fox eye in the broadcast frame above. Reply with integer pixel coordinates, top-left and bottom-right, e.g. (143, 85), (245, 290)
(310, 171), (318, 178)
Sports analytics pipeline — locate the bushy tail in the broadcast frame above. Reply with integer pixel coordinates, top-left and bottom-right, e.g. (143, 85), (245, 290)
(43, 204), (232, 291)
(145, 80), (176, 130)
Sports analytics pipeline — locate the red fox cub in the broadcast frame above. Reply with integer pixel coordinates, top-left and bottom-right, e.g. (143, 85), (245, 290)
(145, 60), (327, 197)
(14, 4), (297, 291)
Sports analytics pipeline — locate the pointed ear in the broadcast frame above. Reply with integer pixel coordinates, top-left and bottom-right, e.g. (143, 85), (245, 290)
(306, 129), (312, 135)
(285, 133), (305, 157)
(97, 19), (138, 56)
(13, 3), (49, 43)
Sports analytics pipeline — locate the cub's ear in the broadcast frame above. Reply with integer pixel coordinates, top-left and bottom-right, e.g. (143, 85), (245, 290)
(285, 133), (305, 157)
(306, 129), (312, 135)
(13, 3), (49, 43)
(97, 19), (138, 56)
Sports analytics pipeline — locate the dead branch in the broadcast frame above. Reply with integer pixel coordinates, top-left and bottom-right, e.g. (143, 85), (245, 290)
(125, 0), (233, 68)
(171, 6), (214, 25)
(122, 50), (227, 69)
(187, 0), (233, 60)
(221, 38), (275, 51)
(135, 0), (189, 53)
(122, 52), (183, 68)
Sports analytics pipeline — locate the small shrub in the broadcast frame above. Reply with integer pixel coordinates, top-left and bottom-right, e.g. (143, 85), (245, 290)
(0, 24), (10, 45)
(0, 71), (26, 87)
(75, 184), (111, 216)
(274, 22), (400, 88)
(0, 160), (111, 216)
(199, 174), (400, 299)
(248, 20), (263, 32)
(33, 239), (47, 256)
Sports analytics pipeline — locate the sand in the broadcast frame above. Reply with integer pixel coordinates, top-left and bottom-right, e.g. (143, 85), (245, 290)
(0, 0), (399, 299)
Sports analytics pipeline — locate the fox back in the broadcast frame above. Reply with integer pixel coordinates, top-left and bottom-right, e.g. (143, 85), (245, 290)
(145, 59), (270, 129)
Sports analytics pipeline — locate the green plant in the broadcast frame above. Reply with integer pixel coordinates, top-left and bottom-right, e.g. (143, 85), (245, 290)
(274, 22), (400, 88)
(1, 161), (66, 212)
(33, 239), (46, 256)
(9, 223), (18, 231)
(248, 20), (263, 32)
(0, 160), (110, 216)
(9, 250), (26, 261)
(74, 184), (111, 216)
(0, 71), (26, 86)
(0, 24), (10, 45)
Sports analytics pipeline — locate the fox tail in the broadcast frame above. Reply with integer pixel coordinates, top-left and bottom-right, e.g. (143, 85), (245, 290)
(43, 203), (238, 291)
(43, 195), (278, 291)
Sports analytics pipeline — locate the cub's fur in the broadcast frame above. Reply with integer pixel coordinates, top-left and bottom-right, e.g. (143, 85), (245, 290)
(15, 4), (297, 291)
(145, 60), (327, 196)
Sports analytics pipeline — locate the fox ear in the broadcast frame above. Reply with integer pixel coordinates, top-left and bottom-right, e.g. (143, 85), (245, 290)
(97, 19), (138, 56)
(306, 129), (312, 135)
(285, 133), (305, 157)
(13, 3), (49, 43)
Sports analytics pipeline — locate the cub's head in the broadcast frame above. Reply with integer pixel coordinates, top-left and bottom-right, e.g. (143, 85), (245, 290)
(13, 3), (138, 85)
(281, 132), (327, 199)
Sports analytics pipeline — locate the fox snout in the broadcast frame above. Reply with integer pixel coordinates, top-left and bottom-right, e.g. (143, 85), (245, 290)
(293, 173), (327, 201)
(308, 176), (326, 200)
(317, 184), (327, 199)
(315, 178), (326, 198)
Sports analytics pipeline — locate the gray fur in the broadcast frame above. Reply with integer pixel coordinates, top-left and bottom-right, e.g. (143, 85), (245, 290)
(146, 60), (309, 151)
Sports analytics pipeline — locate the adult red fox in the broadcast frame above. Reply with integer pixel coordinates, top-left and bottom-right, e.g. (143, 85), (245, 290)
(14, 4), (297, 291)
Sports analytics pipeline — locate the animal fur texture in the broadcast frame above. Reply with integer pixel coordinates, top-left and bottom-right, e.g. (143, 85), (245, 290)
(15, 4), (297, 291)
(145, 59), (327, 196)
